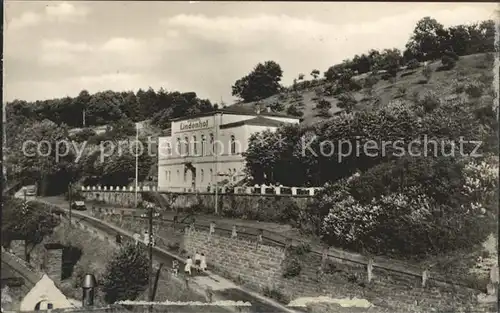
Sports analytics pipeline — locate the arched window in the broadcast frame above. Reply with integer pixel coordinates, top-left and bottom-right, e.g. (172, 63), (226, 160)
(201, 135), (206, 156)
(184, 136), (189, 155)
(183, 169), (187, 182)
(166, 143), (172, 156)
(209, 169), (213, 182)
(193, 136), (198, 156)
(201, 169), (204, 182)
(176, 138), (181, 156)
(209, 133), (214, 154)
(230, 135), (236, 154)
(233, 168), (237, 181)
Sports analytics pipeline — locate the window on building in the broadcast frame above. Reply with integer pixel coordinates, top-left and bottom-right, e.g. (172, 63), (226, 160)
(166, 143), (172, 156)
(209, 169), (213, 182)
(230, 135), (236, 154)
(184, 136), (189, 155)
(166, 171), (169, 182)
(176, 138), (181, 156)
(177, 170), (180, 179)
(169, 171), (171, 182)
(193, 136), (198, 156)
(184, 169), (187, 182)
(201, 135), (206, 156)
(201, 169), (204, 182)
(233, 168), (237, 181)
(209, 133), (214, 154)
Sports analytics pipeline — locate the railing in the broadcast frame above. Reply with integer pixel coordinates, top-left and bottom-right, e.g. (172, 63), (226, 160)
(80, 185), (323, 196)
(38, 200), (486, 294)
(93, 207), (484, 292)
(1, 250), (43, 287)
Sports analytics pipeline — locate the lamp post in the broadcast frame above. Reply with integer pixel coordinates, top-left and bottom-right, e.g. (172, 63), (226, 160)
(135, 123), (139, 208)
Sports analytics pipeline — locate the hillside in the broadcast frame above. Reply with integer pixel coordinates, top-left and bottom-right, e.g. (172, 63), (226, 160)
(229, 53), (496, 125)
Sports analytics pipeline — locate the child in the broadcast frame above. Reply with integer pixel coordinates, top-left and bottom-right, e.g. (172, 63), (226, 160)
(200, 253), (207, 272)
(185, 256), (193, 276)
(194, 251), (201, 272)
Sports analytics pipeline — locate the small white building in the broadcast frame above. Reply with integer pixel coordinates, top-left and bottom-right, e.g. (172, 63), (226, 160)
(157, 106), (301, 192)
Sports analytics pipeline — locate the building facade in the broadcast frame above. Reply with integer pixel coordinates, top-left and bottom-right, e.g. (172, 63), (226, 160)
(157, 107), (301, 192)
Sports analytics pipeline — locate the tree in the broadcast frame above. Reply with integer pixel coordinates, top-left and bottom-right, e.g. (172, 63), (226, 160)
(336, 93), (356, 112)
(298, 73), (305, 81)
(102, 243), (149, 304)
(8, 119), (77, 195)
(231, 61), (283, 102)
(376, 49), (402, 77)
(2, 198), (59, 260)
(310, 69), (320, 80)
(406, 17), (446, 61)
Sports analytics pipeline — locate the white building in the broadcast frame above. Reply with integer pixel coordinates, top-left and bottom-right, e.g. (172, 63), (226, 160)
(157, 106), (301, 192)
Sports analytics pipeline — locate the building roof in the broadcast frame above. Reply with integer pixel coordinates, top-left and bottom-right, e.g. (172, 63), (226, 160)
(219, 116), (290, 129)
(170, 105), (301, 122)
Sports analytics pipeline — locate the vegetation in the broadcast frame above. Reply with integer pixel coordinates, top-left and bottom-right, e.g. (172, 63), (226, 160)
(1, 198), (59, 261)
(102, 243), (149, 304)
(231, 61), (283, 102)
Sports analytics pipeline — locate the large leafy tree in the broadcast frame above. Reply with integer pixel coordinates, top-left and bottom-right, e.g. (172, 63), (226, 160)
(102, 243), (149, 304)
(2, 198), (59, 260)
(406, 17), (447, 61)
(8, 119), (77, 195)
(232, 61), (283, 102)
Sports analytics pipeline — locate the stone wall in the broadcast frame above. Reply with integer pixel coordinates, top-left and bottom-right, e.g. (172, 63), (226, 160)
(83, 191), (313, 214)
(181, 228), (483, 311)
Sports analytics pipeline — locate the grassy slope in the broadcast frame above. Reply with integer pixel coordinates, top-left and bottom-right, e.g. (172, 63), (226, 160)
(230, 53), (494, 125)
(226, 53), (498, 288)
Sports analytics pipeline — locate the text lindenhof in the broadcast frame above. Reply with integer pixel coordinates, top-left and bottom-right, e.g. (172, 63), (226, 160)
(180, 119), (210, 131)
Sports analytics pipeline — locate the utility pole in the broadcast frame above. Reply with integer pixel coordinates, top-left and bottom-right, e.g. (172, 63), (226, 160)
(135, 123), (139, 208)
(68, 182), (72, 225)
(148, 204), (154, 306)
(214, 113), (219, 215)
(82, 109), (86, 128)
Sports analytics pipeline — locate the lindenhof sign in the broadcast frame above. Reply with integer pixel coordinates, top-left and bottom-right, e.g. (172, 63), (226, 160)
(180, 119), (210, 131)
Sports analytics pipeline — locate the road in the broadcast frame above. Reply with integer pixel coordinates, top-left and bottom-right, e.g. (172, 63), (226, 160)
(39, 197), (298, 313)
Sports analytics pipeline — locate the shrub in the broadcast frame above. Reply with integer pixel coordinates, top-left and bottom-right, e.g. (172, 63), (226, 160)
(465, 81), (484, 98)
(336, 93), (356, 111)
(406, 59), (420, 70)
(282, 257), (302, 278)
(286, 104), (303, 117)
(441, 55), (457, 70)
(101, 243), (149, 304)
(419, 90), (441, 112)
(262, 286), (289, 304)
(422, 65), (433, 82)
(396, 85), (407, 98)
(316, 99), (332, 110)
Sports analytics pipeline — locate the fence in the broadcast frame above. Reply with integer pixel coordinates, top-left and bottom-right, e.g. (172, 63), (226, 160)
(80, 185), (323, 196)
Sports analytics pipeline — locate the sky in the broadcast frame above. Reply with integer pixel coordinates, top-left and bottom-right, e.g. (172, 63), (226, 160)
(3, 1), (498, 104)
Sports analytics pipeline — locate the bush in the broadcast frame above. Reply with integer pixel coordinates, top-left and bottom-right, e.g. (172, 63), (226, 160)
(406, 59), (420, 70)
(441, 55), (457, 70)
(282, 257), (302, 278)
(102, 243), (149, 304)
(419, 90), (441, 112)
(422, 65), (433, 82)
(336, 93), (356, 111)
(396, 85), (407, 98)
(465, 82), (484, 98)
(316, 99), (332, 110)
(286, 104), (303, 117)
